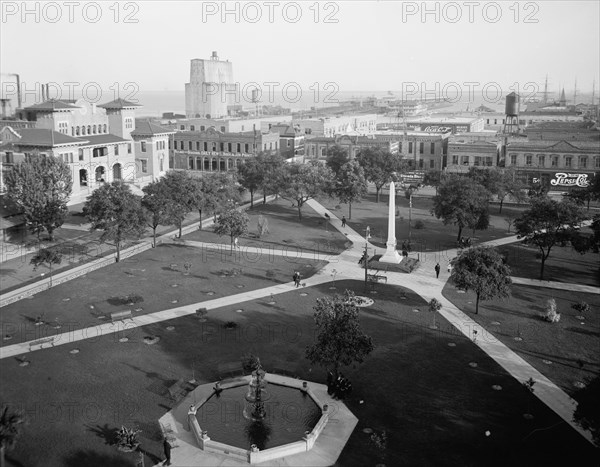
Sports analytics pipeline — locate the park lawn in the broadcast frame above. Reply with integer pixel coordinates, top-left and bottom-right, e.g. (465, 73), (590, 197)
(496, 240), (600, 287)
(442, 281), (600, 396)
(1, 280), (596, 467)
(318, 192), (518, 252)
(183, 197), (349, 255)
(0, 242), (326, 348)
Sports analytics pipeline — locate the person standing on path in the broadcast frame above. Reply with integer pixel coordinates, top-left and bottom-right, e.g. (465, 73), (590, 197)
(341, 216), (346, 228)
(435, 263), (441, 278)
(163, 438), (172, 466)
(295, 271), (302, 287)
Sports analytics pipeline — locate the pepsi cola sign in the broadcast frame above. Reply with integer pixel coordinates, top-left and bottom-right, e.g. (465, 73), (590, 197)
(550, 173), (590, 188)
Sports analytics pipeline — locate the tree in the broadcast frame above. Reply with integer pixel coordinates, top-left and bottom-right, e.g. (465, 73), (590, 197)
(0, 406), (25, 467)
(573, 374), (600, 445)
(356, 148), (401, 202)
(161, 171), (197, 236)
(428, 298), (442, 329)
(141, 180), (174, 247)
(5, 155), (72, 241)
(257, 152), (285, 204)
(237, 157), (263, 208)
(306, 290), (374, 379)
(30, 248), (62, 286)
(422, 169), (443, 195)
(513, 197), (586, 280)
(431, 175), (491, 241)
(325, 145), (350, 177)
(83, 182), (147, 262)
(330, 160), (367, 219)
(279, 162), (333, 220)
(451, 246), (512, 314)
(213, 206), (250, 253)
(467, 167), (526, 213)
(564, 175), (600, 211)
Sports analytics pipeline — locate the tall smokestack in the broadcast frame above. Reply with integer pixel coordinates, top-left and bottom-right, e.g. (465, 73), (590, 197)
(15, 74), (22, 109)
(41, 83), (46, 101)
(46, 84), (50, 100)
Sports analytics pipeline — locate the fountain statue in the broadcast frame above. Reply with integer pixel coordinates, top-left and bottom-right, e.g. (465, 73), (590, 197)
(244, 359), (268, 421)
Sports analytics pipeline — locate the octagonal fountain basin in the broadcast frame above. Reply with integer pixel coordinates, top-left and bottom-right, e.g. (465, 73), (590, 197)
(196, 383), (321, 450)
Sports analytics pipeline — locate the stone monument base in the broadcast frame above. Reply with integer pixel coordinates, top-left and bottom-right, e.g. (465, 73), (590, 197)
(378, 249), (403, 264)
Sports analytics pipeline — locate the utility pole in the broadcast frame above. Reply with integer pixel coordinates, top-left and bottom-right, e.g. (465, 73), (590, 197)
(363, 241), (370, 291)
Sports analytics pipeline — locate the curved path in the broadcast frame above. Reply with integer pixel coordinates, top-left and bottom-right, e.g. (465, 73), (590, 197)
(1, 197), (597, 462)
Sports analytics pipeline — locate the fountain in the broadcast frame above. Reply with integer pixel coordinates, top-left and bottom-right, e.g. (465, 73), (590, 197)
(244, 360), (268, 421)
(162, 356), (359, 464)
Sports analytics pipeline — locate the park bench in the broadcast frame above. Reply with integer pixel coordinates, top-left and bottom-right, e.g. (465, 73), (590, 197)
(110, 310), (133, 322)
(367, 270), (387, 284)
(29, 336), (55, 351)
(218, 361), (245, 379)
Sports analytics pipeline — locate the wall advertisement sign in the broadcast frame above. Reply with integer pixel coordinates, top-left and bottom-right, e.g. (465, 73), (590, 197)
(550, 173), (590, 188)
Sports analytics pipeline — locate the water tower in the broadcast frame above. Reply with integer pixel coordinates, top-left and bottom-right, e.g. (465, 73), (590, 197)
(503, 92), (520, 135)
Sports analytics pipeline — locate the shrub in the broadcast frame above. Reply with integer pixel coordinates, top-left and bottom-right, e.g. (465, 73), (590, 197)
(542, 298), (561, 322)
(223, 321), (238, 329)
(116, 426), (141, 451)
(414, 219), (425, 230)
(572, 301), (591, 314)
(241, 354), (260, 373)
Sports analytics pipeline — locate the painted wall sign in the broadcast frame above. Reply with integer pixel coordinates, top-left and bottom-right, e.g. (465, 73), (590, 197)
(423, 126), (452, 133)
(550, 173), (590, 187)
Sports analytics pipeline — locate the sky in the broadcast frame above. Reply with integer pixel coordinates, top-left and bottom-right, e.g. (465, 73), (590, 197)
(1, 0), (599, 102)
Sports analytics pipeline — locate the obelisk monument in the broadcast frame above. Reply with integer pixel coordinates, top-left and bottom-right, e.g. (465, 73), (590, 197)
(379, 180), (402, 264)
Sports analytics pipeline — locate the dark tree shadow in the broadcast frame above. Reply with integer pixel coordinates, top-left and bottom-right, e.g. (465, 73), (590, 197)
(63, 449), (135, 467)
(86, 423), (117, 446)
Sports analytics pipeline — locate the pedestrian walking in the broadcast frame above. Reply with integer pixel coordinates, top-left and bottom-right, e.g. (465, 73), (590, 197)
(234, 237), (240, 249)
(295, 272), (302, 288)
(341, 216), (347, 228)
(163, 438), (172, 466)
(293, 271), (300, 287)
(435, 263), (440, 278)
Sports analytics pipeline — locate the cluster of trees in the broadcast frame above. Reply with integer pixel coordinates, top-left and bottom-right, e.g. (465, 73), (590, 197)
(83, 171), (241, 262)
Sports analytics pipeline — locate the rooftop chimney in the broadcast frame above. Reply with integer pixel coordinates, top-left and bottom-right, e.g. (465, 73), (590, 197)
(211, 51), (218, 60)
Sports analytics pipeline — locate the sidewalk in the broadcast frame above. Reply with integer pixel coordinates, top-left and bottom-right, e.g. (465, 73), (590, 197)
(510, 276), (600, 294)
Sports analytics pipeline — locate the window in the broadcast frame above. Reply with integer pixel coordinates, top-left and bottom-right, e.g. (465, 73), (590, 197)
(160, 157), (164, 172)
(486, 119), (490, 124)
(461, 156), (469, 165)
(200, 126), (205, 131)
(565, 156), (572, 168)
(188, 141), (193, 150)
(71, 128), (75, 136)
(81, 126), (86, 135)
(237, 143), (241, 153)
(87, 126), (91, 134)
(580, 157), (587, 168)
(180, 141), (184, 150)
(180, 125), (185, 130)
(510, 154), (517, 165)
(141, 159), (147, 173)
(204, 142), (208, 151)
(128, 144), (132, 154)
(595, 157), (600, 169)
(115, 145), (119, 156)
(189, 157), (194, 169)
(190, 125), (195, 131)
(93, 125), (97, 134)
(430, 142), (435, 154)
(321, 147), (326, 157)
(168, 139), (172, 150)
(538, 155), (545, 167)
(525, 155), (532, 166)
(408, 142), (413, 153)
(196, 141), (200, 151)
(125, 118), (133, 129)
(419, 142), (424, 154)
(141, 141), (146, 152)
(228, 143), (232, 152)
(220, 142), (224, 152)
(452, 155), (458, 165)
(552, 155), (558, 167)
(244, 144), (249, 153)
(430, 159), (435, 169)
(419, 159), (424, 168)
(103, 124), (107, 133)
(79, 149), (84, 161)
(212, 142), (217, 151)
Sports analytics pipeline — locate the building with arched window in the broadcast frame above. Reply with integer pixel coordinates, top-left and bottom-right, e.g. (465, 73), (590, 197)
(169, 127), (280, 173)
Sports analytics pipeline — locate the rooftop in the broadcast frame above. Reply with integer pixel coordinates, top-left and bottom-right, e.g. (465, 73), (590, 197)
(131, 121), (176, 137)
(98, 98), (141, 110)
(22, 99), (80, 112)
(407, 116), (483, 124)
(75, 134), (130, 145)
(11, 128), (85, 147)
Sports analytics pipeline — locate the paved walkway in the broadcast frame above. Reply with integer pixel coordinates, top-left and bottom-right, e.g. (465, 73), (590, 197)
(511, 276), (600, 294)
(0, 196), (596, 464)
